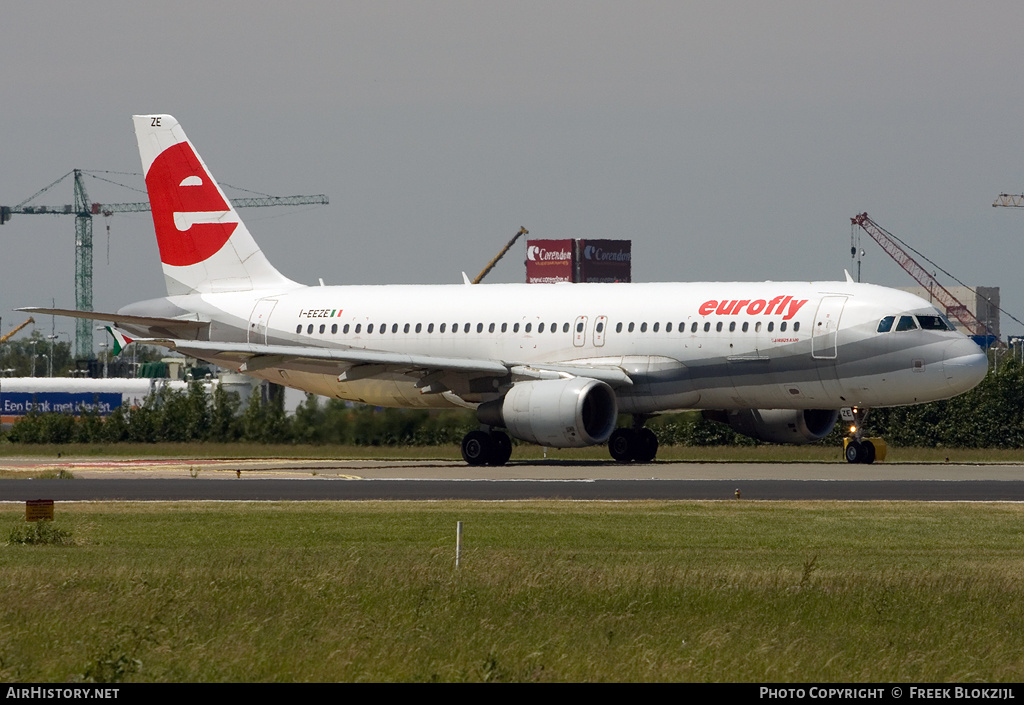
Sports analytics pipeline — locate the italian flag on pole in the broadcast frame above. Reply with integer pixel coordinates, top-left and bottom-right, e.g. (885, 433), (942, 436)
(106, 327), (133, 356)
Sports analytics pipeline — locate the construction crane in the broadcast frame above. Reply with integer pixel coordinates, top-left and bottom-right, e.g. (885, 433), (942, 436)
(993, 194), (1024, 208)
(850, 213), (991, 337)
(0, 317), (34, 345)
(1, 169), (328, 359)
(472, 227), (528, 284)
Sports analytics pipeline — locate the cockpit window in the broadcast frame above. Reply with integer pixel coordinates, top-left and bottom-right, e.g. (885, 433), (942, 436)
(877, 316), (895, 333)
(917, 314), (955, 331)
(895, 315), (918, 332)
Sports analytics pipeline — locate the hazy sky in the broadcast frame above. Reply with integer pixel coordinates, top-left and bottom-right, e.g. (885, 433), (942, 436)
(4, 1), (1024, 349)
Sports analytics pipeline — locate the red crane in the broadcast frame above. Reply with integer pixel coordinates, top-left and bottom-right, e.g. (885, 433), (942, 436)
(850, 213), (990, 336)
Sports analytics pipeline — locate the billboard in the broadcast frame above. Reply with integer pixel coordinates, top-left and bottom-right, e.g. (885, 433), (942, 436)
(1, 392), (122, 423)
(525, 239), (575, 283)
(578, 239), (631, 282)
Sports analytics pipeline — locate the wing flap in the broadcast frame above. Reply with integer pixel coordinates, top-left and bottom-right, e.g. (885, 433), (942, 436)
(134, 338), (633, 387)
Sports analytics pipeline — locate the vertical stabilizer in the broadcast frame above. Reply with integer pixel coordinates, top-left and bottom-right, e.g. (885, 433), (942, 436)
(133, 114), (299, 295)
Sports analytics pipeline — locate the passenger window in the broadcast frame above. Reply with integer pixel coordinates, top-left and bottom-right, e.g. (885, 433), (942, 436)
(877, 316), (895, 333)
(596, 321), (604, 333)
(767, 322), (774, 332)
(525, 323), (532, 333)
(477, 323), (484, 333)
(513, 323), (520, 333)
(319, 324), (325, 334)
(295, 325), (302, 334)
(703, 322), (710, 332)
(780, 322), (787, 332)
(895, 315), (917, 332)
(628, 322), (635, 333)
(464, 323), (471, 333)
(641, 322), (648, 333)
(615, 322), (622, 333)
(355, 324), (362, 334)
(404, 323), (410, 333)
(343, 324), (350, 334)
(414, 323), (421, 333)
(691, 322), (698, 333)
(754, 322), (761, 332)
(729, 322), (736, 332)
(440, 323), (446, 333)
(665, 322), (671, 333)
(793, 322), (800, 332)
(539, 323), (546, 333)
(742, 322), (749, 332)
(563, 322), (570, 333)
(575, 321), (584, 333)
(427, 323), (434, 333)
(307, 324), (314, 334)
(368, 324), (375, 334)
(716, 322), (723, 332)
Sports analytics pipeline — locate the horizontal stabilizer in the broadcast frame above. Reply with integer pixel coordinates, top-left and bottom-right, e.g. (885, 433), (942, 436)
(17, 307), (208, 331)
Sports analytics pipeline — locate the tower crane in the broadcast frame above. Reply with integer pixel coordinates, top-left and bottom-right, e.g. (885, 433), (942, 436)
(850, 213), (991, 338)
(992, 193), (1024, 208)
(1, 169), (328, 360)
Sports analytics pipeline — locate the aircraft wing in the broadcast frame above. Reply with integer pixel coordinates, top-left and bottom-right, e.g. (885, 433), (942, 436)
(135, 338), (634, 389)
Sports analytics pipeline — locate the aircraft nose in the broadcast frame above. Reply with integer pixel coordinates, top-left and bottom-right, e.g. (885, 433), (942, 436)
(942, 338), (988, 394)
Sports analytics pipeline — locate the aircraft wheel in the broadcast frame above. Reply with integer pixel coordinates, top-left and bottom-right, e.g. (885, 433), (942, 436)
(845, 440), (864, 464)
(861, 440), (876, 465)
(489, 431), (513, 466)
(609, 428), (635, 463)
(633, 428), (659, 463)
(461, 430), (494, 466)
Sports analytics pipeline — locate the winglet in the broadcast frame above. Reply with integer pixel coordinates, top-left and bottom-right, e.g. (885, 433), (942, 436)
(461, 272), (472, 285)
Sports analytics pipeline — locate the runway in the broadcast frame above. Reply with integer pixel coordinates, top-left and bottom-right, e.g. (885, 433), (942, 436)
(2, 457), (1024, 501)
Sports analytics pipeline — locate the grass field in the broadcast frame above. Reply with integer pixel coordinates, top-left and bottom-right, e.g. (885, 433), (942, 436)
(3, 501), (1024, 682)
(0, 441), (1023, 464)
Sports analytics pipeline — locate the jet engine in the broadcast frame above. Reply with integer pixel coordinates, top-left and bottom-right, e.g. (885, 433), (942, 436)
(704, 408), (839, 444)
(477, 378), (618, 448)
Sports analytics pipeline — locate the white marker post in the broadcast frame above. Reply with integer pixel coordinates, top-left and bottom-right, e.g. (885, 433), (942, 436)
(455, 521), (463, 568)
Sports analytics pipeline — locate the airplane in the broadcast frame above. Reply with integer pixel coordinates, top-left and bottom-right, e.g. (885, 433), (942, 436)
(22, 114), (989, 465)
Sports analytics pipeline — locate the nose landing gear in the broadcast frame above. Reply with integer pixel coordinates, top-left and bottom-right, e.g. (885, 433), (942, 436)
(842, 407), (884, 464)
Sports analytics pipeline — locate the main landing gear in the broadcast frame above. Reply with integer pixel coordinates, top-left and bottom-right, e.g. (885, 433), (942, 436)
(461, 429), (513, 467)
(608, 416), (659, 463)
(843, 406), (876, 464)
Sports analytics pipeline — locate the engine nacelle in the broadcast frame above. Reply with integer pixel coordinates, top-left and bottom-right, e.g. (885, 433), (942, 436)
(704, 408), (839, 444)
(477, 378), (618, 448)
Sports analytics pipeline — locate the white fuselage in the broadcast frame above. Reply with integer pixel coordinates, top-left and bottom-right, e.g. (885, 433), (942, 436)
(131, 278), (987, 414)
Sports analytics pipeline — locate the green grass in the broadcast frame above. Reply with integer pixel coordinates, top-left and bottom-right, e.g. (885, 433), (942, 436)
(3, 501), (1024, 682)
(0, 441), (1022, 464)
